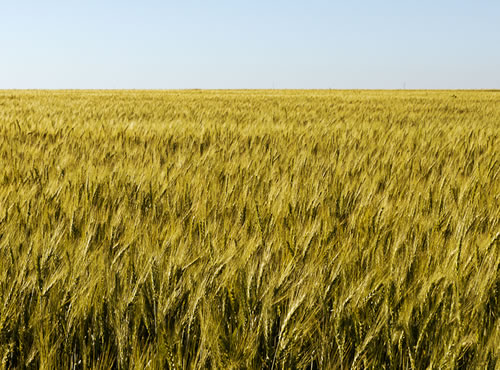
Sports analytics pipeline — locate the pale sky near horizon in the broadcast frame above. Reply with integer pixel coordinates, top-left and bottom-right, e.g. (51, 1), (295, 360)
(1, 1), (499, 89)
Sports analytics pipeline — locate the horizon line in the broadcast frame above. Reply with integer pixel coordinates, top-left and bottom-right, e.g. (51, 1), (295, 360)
(1, 88), (499, 92)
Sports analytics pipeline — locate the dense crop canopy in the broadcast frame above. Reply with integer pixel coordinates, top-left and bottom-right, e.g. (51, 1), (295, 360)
(0, 90), (498, 368)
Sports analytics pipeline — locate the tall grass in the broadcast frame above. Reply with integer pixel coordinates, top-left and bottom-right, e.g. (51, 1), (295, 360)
(0, 90), (498, 368)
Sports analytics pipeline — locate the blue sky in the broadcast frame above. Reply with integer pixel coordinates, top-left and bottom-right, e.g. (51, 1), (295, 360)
(1, 0), (499, 89)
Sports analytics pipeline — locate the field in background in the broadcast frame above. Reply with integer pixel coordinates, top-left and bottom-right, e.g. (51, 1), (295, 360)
(0, 90), (498, 368)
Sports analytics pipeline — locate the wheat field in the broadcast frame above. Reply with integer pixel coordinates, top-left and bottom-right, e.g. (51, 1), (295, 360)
(0, 90), (498, 369)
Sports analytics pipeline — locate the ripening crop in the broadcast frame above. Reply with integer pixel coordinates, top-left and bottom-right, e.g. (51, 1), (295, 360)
(0, 90), (498, 368)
